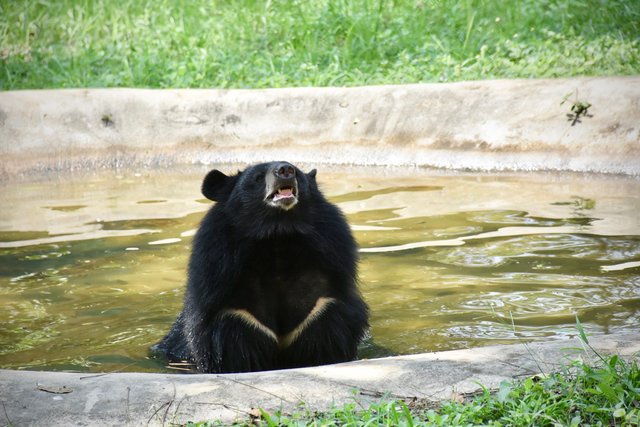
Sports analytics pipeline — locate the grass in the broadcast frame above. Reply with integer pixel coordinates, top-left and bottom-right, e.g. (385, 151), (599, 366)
(187, 354), (640, 427)
(1, 0), (639, 90)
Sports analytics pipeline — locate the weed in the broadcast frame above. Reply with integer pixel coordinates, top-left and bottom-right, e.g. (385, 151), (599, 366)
(561, 90), (593, 125)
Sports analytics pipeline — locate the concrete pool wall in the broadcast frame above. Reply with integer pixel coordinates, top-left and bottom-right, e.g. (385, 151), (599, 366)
(1, 76), (639, 178)
(1, 77), (639, 425)
(1, 332), (639, 426)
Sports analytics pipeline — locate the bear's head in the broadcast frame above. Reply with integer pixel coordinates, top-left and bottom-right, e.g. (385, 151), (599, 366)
(201, 162), (321, 235)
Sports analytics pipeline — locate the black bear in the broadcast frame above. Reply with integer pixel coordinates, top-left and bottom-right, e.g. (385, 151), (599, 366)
(153, 161), (369, 373)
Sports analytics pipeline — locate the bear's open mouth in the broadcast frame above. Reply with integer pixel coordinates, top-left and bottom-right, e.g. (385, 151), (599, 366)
(272, 186), (296, 201)
(267, 185), (298, 209)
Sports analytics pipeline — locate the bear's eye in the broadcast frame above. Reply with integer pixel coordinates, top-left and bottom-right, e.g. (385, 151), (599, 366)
(254, 172), (265, 183)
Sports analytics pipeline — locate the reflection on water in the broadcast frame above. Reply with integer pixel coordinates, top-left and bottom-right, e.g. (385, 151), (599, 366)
(0, 166), (639, 372)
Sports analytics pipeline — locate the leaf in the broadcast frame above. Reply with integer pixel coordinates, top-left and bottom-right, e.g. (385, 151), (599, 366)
(608, 355), (620, 370)
(496, 380), (512, 403)
(560, 91), (573, 105)
(569, 415), (582, 427)
(36, 384), (73, 394)
(575, 316), (589, 345)
(598, 381), (619, 404)
(613, 408), (626, 418)
(399, 401), (415, 427)
(259, 408), (276, 427)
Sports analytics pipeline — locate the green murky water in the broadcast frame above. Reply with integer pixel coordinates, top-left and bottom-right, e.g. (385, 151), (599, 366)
(1, 166), (639, 372)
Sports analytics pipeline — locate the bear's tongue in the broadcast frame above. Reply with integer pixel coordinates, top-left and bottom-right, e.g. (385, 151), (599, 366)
(274, 187), (294, 201)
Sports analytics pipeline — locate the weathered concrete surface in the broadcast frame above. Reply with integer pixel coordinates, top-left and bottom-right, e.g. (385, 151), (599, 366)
(1, 332), (638, 426)
(1, 79), (639, 425)
(1, 77), (639, 178)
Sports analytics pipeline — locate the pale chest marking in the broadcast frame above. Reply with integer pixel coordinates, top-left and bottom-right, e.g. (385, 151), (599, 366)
(221, 297), (336, 349)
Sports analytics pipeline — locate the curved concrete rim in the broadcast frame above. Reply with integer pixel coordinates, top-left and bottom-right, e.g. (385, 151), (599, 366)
(1, 332), (638, 426)
(1, 79), (639, 425)
(1, 76), (639, 178)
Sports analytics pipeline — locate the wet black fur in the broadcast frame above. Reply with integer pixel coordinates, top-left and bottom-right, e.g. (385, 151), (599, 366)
(152, 162), (369, 373)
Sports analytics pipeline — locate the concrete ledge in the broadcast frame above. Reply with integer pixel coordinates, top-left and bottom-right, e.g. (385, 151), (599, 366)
(1, 77), (639, 178)
(1, 332), (638, 426)
(1, 79), (640, 425)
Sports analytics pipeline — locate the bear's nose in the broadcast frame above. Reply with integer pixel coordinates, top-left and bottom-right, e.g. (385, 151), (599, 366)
(275, 163), (296, 179)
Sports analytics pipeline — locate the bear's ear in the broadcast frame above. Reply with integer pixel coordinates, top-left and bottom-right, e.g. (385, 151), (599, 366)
(307, 169), (318, 182)
(201, 169), (234, 201)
